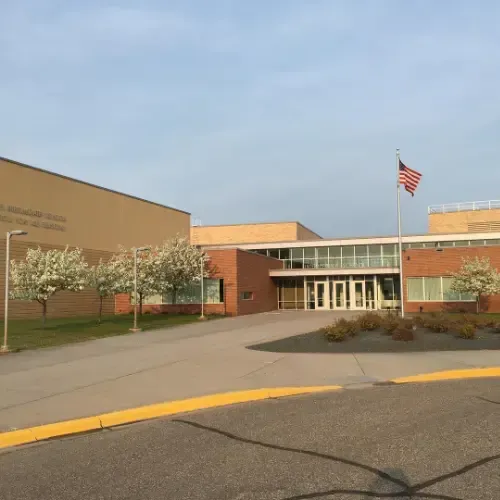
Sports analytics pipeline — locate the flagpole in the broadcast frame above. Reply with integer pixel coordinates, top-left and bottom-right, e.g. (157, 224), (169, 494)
(396, 148), (405, 318)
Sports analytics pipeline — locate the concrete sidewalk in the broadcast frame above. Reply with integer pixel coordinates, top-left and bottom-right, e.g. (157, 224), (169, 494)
(1, 311), (499, 432)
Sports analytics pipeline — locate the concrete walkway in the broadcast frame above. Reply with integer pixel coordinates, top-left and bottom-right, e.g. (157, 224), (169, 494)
(1, 311), (499, 432)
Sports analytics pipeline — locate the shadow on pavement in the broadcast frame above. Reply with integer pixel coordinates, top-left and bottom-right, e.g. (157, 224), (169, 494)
(247, 330), (500, 354)
(173, 418), (499, 500)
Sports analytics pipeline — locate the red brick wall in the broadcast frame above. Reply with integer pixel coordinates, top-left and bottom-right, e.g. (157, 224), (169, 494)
(205, 249), (238, 315)
(114, 249), (281, 317)
(236, 250), (282, 315)
(402, 247), (500, 313)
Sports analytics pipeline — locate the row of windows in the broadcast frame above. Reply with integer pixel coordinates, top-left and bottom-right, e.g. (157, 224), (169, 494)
(407, 277), (475, 302)
(252, 238), (500, 261)
(137, 279), (224, 305)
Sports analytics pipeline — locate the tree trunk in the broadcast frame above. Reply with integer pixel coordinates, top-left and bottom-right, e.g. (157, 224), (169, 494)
(172, 288), (177, 305)
(98, 296), (103, 324)
(139, 293), (143, 316)
(476, 294), (481, 314)
(42, 301), (47, 328)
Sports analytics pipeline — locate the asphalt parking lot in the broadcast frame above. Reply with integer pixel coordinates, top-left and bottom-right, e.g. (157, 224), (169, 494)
(1, 377), (499, 500)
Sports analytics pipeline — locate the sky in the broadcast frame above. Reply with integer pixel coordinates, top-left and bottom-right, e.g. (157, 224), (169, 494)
(1, 0), (499, 238)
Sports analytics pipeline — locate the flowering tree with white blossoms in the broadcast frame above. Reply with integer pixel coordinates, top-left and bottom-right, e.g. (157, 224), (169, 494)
(151, 236), (209, 304)
(112, 246), (156, 315)
(451, 257), (500, 313)
(9, 246), (88, 326)
(87, 258), (124, 323)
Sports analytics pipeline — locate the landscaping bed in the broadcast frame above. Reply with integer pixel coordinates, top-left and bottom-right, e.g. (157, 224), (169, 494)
(248, 312), (500, 354)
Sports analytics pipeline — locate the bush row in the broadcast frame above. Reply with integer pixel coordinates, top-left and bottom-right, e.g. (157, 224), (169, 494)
(321, 311), (500, 342)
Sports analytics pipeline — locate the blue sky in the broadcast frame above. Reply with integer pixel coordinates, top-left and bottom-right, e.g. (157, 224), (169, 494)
(1, 1), (499, 237)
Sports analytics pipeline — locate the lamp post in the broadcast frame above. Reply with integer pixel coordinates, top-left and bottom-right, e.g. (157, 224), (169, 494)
(200, 254), (205, 320)
(2, 230), (28, 353)
(130, 246), (150, 332)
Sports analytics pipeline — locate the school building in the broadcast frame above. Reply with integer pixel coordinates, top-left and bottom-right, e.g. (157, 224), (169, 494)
(2, 155), (500, 319)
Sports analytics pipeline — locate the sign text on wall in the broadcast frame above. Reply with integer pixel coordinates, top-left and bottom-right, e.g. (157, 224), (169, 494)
(0, 203), (67, 232)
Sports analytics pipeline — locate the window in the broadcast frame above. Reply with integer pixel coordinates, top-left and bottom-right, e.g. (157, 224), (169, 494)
(162, 279), (224, 304)
(241, 291), (254, 300)
(407, 277), (475, 302)
(442, 277), (460, 301)
(407, 278), (424, 301)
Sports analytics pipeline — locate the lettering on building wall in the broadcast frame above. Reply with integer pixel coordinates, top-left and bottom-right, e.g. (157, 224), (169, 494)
(0, 203), (67, 232)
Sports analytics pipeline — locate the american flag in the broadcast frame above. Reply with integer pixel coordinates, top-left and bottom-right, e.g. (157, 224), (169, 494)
(399, 160), (422, 196)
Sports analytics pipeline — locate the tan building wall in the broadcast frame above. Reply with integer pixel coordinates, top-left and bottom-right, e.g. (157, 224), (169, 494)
(190, 222), (321, 246)
(429, 209), (500, 234)
(0, 238), (115, 320)
(0, 157), (190, 252)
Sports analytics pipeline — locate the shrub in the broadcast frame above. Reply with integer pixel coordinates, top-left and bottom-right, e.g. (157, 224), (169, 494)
(323, 318), (358, 342)
(357, 312), (383, 331)
(412, 315), (426, 328)
(458, 323), (476, 340)
(392, 326), (414, 342)
(425, 314), (451, 333)
(383, 316), (400, 335)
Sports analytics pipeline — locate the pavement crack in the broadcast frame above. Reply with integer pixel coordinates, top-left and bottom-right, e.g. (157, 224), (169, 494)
(238, 356), (286, 379)
(352, 353), (366, 376)
(0, 357), (191, 412)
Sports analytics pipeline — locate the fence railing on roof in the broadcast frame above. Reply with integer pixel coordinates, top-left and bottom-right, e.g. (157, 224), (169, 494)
(428, 200), (500, 214)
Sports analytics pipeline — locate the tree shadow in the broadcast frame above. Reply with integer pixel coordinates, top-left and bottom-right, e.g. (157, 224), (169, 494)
(173, 419), (499, 500)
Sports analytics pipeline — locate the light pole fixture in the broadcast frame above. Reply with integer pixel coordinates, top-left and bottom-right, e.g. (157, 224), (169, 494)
(130, 246), (150, 332)
(200, 253), (205, 320)
(2, 230), (28, 353)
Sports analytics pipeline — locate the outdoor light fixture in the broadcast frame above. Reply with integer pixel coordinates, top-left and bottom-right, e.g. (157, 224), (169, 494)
(2, 230), (28, 353)
(130, 246), (150, 332)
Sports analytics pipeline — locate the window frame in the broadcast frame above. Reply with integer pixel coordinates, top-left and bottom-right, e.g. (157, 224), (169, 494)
(406, 276), (476, 302)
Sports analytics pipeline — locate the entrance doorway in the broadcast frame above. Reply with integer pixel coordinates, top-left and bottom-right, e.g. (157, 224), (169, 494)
(352, 281), (365, 309)
(333, 281), (346, 309)
(314, 281), (329, 310)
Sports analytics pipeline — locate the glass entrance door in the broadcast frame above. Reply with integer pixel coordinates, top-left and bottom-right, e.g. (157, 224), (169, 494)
(333, 281), (346, 309)
(352, 281), (366, 309)
(314, 281), (329, 310)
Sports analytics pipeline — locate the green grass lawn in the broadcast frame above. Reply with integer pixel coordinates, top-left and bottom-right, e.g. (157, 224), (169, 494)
(4, 313), (217, 352)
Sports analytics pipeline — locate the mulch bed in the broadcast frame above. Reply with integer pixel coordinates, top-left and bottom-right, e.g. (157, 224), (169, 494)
(248, 328), (500, 354)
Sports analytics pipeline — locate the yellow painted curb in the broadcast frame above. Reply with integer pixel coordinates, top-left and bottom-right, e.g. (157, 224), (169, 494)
(0, 386), (340, 450)
(392, 367), (500, 384)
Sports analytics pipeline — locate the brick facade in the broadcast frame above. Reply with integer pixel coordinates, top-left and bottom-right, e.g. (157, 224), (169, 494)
(115, 248), (282, 317)
(190, 222), (321, 246)
(403, 246), (500, 313)
(429, 209), (500, 234)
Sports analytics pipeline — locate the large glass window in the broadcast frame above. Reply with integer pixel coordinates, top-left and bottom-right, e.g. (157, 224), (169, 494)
(424, 277), (441, 300)
(162, 279), (224, 304)
(407, 277), (475, 302)
(279, 248), (290, 260)
(407, 278), (424, 301)
(278, 278), (305, 310)
(291, 248), (304, 269)
(317, 247), (328, 268)
(342, 246), (354, 268)
(442, 277), (460, 301)
(329, 247), (341, 268)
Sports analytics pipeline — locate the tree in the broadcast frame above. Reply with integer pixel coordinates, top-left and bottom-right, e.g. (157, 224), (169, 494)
(451, 257), (500, 313)
(87, 259), (124, 323)
(152, 236), (209, 304)
(112, 246), (156, 315)
(10, 246), (88, 326)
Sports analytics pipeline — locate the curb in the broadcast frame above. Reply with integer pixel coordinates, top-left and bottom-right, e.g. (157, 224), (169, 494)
(0, 386), (341, 450)
(391, 367), (500, 384)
